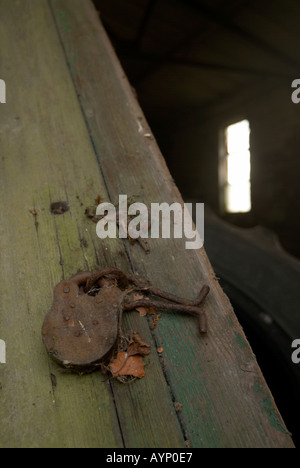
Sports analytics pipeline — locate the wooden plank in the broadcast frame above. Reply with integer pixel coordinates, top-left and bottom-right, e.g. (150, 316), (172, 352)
(0, 0), (184, 448)
(0, 0), (123, 448)
(50, 0), (295, 448)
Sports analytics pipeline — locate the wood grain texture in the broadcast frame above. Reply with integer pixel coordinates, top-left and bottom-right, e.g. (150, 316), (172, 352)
(0, 0), (184, 448)
(49, 0), (294, 448)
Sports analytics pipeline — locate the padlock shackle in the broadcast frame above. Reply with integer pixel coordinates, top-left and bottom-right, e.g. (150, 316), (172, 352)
(69, 268), (129, 291)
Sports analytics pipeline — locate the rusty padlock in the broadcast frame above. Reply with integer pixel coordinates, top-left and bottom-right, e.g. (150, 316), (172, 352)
(42, 268), (210, 374)
(42, 269), (128, 373)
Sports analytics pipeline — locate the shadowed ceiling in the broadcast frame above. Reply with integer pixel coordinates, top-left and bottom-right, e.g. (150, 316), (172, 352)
(93, 0), (300, 118)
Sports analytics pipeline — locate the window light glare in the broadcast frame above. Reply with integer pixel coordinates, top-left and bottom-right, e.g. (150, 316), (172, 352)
(227, 151), (251, 185)
(225, 183), (251, 214)
(224, 120), (252, 213)
(226, 120), (250, 154)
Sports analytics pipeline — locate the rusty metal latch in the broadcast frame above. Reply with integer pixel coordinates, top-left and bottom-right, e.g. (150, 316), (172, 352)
(42, 268), (210, 374)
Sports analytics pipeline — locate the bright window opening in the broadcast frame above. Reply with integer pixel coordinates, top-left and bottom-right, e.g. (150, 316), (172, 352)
(222, 119), (252, 213)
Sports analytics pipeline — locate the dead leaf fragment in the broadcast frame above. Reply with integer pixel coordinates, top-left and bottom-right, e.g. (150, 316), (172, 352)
(85, 206), (101, 223)
(94, 194), (101, 206)
(133, 294), (157, 317)
(127, 332), (151, 357)
(108, 332), (150, 381)
(109, 352), (146, 379)
(150, 313), (160, 330)
(174, 402), (183, 412)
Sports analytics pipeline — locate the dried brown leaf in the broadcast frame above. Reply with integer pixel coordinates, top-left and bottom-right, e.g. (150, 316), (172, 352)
(127, 332), (151, 357)
(109, 352), (146, 379)
(94, 194), (101, 206)
(133, 294), (157, 317)
(108, 332), (150, 380)
(174, 402), (183, 412)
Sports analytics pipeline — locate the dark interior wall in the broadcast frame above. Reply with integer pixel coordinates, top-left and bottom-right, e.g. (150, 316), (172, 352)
(147, 79), (300, 258)
(150, 112), (220, 208)
(92, 0), (300, 260)
(251, 86), (300, 257)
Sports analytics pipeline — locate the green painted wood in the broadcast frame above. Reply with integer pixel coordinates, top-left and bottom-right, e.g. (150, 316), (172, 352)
(0, 0), (185, 448)
(49, 0), (295, 448)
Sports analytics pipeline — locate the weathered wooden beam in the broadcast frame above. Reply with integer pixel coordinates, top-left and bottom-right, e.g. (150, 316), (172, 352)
(0, 0), (183, 448)
(49, 0), (294, 448)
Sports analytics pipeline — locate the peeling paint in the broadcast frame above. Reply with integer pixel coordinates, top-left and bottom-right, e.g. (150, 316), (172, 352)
(253, 379), (288, 434)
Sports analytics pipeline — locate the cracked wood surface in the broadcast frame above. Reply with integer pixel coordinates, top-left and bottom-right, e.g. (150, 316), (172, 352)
(0, 0), (294, 448)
